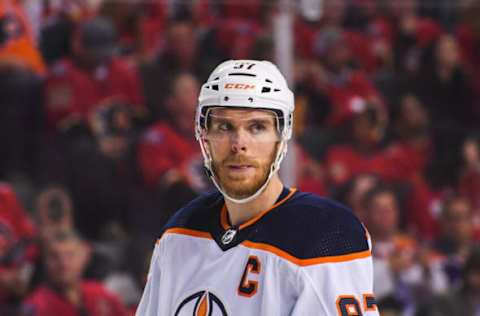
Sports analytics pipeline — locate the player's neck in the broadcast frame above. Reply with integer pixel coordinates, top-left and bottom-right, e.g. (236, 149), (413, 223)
(225, 175), (284, 227)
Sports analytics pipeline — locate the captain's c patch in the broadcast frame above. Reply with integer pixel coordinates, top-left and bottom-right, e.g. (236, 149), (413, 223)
(238, 255), (261, 298)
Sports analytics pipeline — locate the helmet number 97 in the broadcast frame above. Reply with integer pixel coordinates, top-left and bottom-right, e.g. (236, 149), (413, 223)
(234, 63), (256, 70)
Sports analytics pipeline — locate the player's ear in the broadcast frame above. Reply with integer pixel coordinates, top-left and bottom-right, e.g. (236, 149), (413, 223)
(202, 134), (211, 147)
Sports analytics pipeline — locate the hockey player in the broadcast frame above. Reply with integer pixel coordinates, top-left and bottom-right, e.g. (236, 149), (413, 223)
(136, 60), (379, 315)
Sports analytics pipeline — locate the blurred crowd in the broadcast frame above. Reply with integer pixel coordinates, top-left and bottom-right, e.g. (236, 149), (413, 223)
(1, 0), (480, 315)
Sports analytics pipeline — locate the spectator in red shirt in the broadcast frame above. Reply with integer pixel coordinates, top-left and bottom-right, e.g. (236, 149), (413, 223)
(136, 73), (200, 235)
(321, 0), (390, 74)
(295, 27), (385, 160)
(383, 91), (433, 211)
(44, 17), (144, 132)
(325, 97), (389, 189)
(386, 94), (431, 180)
(404, 174), (442, 241)
(307, 26), (384, 128)
(0, 182), (37, 267)
(138, 72), (203, 192)
(385, 93), (440, 239)
(22, 229), (128, 316)
(0, 182), (37, 315)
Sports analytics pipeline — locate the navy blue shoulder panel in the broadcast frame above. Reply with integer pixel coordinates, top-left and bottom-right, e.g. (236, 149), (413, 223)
(159, 190), (369, 259)
(250, 192), (370, 259)
(160, 191), (223, 236)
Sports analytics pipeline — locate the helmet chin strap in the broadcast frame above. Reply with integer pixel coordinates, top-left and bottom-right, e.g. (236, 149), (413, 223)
(199, 137), (288, 204)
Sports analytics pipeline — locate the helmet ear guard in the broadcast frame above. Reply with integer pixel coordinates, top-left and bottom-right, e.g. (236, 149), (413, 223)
(195, 60), (295, 204)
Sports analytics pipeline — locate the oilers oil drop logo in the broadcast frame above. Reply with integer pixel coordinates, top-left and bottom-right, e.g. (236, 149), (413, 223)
(175, 291), (228, 316)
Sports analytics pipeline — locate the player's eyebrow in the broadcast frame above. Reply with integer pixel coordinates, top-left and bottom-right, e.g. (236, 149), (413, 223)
(247, 117), (274, 126)
(210, 115), (274, 125)
(210, 116), (231, 125)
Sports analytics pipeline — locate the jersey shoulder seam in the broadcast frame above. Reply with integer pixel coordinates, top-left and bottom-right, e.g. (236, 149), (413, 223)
(241, 240), (371, 267)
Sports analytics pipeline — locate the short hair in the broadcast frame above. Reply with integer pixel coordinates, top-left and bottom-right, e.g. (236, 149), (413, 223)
(335, 173), (381, 205)
(362, 185), (398, 210)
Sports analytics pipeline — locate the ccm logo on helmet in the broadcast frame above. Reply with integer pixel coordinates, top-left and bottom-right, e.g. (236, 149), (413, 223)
(224, 83), (256, 90)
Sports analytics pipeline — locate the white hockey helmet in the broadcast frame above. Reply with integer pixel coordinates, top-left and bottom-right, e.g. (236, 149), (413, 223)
(195, 60), (295, 203)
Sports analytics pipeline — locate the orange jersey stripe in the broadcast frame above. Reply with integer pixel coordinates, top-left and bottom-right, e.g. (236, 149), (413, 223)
(242, 240), (371, 266)
(159, 227), (371, 266)
(158, 227), (213, 244)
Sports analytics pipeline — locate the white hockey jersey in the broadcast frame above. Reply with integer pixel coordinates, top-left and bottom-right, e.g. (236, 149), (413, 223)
(136, 188), (380, 315)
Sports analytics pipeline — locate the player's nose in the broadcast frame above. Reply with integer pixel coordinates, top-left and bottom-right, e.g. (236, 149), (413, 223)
(230, 129), (249, 153)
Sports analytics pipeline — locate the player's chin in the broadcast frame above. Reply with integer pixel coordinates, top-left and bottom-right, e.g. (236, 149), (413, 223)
(225, 188), (256, 200)
(221, 180), (257, 198)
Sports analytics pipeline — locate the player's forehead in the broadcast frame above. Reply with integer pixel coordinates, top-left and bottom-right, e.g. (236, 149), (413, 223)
(208, 107), (276, 122)
(45, 239), (80, 255)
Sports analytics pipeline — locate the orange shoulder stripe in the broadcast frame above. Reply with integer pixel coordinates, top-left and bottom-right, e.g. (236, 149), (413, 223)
(158, 227), (213, 244)
(242, 240), (371, 266)
(158, 227), (371, 266)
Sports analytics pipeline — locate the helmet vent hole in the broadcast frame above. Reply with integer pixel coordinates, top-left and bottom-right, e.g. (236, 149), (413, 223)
(224, 96), (229, 101)
(228, 73), (256, 77)
(274, 88), (281, 92)
(212, 84), (219, 91)
(265, 79), (273, 83)
(261, 87), (271, 93)
(248, 97), (254, 102)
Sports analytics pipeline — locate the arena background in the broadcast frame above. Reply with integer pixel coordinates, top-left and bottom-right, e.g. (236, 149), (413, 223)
(1, 0), (480, 315)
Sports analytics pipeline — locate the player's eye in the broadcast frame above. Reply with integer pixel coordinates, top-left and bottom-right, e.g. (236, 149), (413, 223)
(215, 121), (233, 132)
(249, 121), (268, 134)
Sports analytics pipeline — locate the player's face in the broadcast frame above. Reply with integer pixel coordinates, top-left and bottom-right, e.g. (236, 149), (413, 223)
(204, 108), (280, 199)
(444, 199), (473, 243)
(367, 192), (399, 237)
(44, 239), (89, 288)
